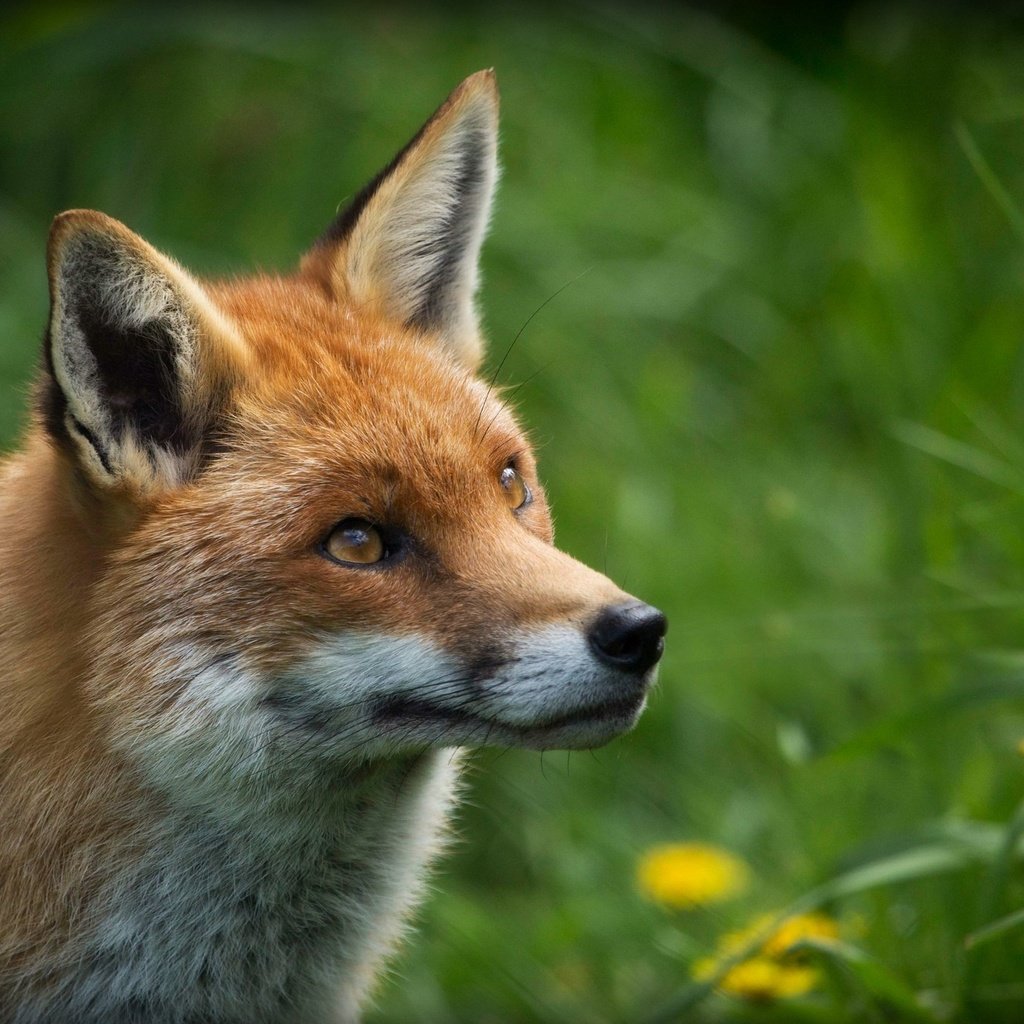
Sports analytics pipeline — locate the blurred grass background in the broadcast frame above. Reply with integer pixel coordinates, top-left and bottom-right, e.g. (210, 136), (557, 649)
(5, 2), (1024, 1020)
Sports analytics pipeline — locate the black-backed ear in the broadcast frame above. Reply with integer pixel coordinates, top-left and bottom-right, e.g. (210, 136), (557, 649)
(41, 210), (247, 493)
(301, 69), (499, 370)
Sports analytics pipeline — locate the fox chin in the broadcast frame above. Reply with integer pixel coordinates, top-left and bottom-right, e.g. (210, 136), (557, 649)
(0, 70), (666, 1024)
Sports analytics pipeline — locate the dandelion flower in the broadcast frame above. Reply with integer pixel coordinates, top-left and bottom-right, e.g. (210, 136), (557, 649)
(694, 955), (817, 1002)
(692, 910), (841, 1003)
(637, 842), (749, 908)
(763, 911), (840, 957)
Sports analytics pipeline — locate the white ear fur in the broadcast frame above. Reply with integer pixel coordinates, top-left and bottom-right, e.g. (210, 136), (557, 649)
(44, 211), (244, 493)
(305, 70), (499, 369)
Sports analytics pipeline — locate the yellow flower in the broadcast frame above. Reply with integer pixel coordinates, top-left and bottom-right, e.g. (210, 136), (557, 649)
(694, 955), (817, 1002)
(637, 843), (749, 908)
(692, 911), (841, 1003)
(763, 912), (840, 958)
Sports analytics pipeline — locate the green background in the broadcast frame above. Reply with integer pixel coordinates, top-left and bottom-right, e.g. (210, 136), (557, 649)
(5, 4), (1024, 1021)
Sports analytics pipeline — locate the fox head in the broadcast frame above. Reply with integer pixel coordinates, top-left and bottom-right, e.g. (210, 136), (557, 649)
(38, 71), (666, 800)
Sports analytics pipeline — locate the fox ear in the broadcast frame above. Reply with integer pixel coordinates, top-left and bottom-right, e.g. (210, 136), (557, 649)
(303, 70), (499, 370)
(41, 211), (246, 493)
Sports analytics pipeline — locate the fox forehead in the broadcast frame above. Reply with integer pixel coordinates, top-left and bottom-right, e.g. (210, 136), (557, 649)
(203, 275), (534, 515)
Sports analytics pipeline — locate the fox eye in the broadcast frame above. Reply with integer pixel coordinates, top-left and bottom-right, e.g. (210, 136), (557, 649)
(322, 519), (385, 566)
(500, 465), (531, 511)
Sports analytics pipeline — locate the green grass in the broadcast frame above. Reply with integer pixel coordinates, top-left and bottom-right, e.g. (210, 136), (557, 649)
(4, 3), (1024, 1020)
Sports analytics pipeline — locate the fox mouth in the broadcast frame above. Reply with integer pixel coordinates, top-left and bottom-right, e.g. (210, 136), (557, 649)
(373, 693), (645, 735)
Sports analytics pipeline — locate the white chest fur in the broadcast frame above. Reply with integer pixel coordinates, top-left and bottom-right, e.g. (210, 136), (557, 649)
(24, 751), (461, 1024)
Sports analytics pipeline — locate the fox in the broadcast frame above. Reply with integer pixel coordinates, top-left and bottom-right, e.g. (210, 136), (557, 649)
(0, 70), (667, 1023)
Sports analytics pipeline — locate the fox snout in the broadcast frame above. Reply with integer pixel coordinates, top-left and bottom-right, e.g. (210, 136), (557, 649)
(262, 585), (668, 762)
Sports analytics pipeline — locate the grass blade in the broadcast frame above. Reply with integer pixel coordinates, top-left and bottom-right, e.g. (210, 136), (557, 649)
(965, 907), (1024, 951)
(954, 120), (1024, 241)
(892, 420), (1024, 493)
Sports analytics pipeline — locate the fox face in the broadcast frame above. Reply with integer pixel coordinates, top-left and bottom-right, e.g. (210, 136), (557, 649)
(38, 70), (666, 801)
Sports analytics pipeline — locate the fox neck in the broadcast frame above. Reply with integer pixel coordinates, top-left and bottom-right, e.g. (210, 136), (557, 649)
(55, 751), (461, 1024)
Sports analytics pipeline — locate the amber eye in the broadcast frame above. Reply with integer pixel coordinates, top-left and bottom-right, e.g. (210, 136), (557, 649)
(323, 519), (385, 566)
(500, 465), (531, 511)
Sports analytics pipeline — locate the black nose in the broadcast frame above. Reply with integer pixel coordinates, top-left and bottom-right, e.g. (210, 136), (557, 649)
(588, 601), (667, 674)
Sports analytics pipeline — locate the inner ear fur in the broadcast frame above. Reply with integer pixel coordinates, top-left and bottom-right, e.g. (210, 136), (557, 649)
(302, 69), (500, 370)
(41, 210), (247, 494)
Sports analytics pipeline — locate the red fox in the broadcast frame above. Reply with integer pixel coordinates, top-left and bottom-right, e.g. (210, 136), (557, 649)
(0, 70), (666, 1023)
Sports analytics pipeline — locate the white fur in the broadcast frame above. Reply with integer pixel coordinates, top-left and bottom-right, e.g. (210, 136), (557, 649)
(16, 750), (460, 1024)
